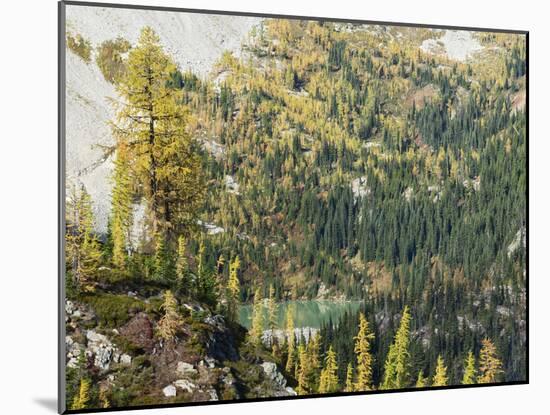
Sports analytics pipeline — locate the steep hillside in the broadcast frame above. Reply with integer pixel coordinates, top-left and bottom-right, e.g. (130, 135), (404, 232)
(63, 8), (526, 411)
(65, 5), (260, 232)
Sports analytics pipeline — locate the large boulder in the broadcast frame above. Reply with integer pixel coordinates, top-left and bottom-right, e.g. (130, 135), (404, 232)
(176, 361), (197, 376)
(162, 385), (176, 397)
(261, 362), (287, 388)
(174, 379), (196, 393)
(85, 329), (127, 371)
(119, 312), (155, 353)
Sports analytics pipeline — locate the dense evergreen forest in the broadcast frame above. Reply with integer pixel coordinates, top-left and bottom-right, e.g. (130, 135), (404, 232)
(65, 18), (526, 410)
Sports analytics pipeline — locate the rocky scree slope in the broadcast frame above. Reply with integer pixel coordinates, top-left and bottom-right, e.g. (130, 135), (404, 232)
(65, 295), (294, 405)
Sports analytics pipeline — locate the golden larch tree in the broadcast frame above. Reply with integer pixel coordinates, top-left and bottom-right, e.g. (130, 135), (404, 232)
(157, 290), (183, 342)
(285, 305), (296, 373)
(381, 306), (412, 390)
(415, 370), (428, 388)
(111, 26), (204, 245)
(71, 378), (91, 410)
(344, 362), (355, 392)
(66, 184), (102, 292)
(249, 288), (265, 346)
(478, 338), (503, 384)
(226, 255), (241, 322)
(354, 312), (375, 391)
(432, 355), (448, 387)
(462, 350), (477, 385)
(319, 346), (339, 394)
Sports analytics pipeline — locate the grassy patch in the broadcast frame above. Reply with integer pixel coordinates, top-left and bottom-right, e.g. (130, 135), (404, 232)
(81, 292), (145, 328)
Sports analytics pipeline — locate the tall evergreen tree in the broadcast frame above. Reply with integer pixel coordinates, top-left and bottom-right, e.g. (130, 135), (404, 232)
(415, 370), (428, 388)
(319, 346), (339, 393)
(267, 284), (278, 334)
(432, 355), (448, 387)
(65, 185), (102, 292)
(249, 288), (264, 346)
(157, 290), (183, 342)
(110, 140), (133, 270)
(296, 343), (310, 395)
(354, 313), (375, 391)
(71, 378), (91, 410)
(344, 362), (355, 392)
(285, 305), (296, 373)
(381, 306), (412, 390)
(478, 339), (503, 384)
(111, 26), (204, 244)
(175, 235), (189, 290)
(462, 351), (477, 385)
(226, 255), (241, 322)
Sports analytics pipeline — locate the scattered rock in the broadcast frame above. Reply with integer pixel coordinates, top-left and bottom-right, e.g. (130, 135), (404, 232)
(261, 362), (287, 388)
(120, 354), (132, 366)
(87, 330), (109, 344)
(206, 388), (218, 401)
(163, 385), (177, 397)
(198, 357), (216, 369)
(285, 387), (297, 396)
(225, 175), (240, 194)
(174, 379), (196, 393)
(507, 227), (526, 258)
(352, 176), (370, 199)
(176, 361), (198, 376)
(66, 300), (75, 315)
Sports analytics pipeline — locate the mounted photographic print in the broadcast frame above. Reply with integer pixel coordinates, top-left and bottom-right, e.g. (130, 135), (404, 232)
(58, 1), (528, 413)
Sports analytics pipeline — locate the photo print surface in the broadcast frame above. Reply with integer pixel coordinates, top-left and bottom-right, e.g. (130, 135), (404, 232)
(60, 1), (527, 412)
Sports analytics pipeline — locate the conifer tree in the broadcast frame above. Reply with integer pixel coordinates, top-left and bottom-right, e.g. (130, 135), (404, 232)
(432, 355), (448, 387)
(157, 290), (183, 342)
(66, 185), (102, 292)
(71, 378), (91, 410)
(194, 239), (218, 306)
(354, 312), (375, 391)
(99, 387), (110, 409)
(478, 338), (503, 384)
(462, 350), (477, 385)
(319, 346), (339, 394)
(382, 306), (412, 390)
(111, 26), (204, 242)
(307, 332), (321, 391)
(175, 235), (188, 290)
(153, 233), (172, 282)
(415, 370), (428, 388)
(110, 140), (133, 270)
(267, 284), (278, 334)
(344, 362), (355, 392)
(249, 288), (264, 346)
(226, 255), (241, 322)
(285, 305), (296, 373)
(296, 343), (309, 395)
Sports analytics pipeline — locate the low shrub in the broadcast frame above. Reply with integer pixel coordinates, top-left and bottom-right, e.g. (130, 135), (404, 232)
(81, 293), (145, 328)
(67, 33), (92, 63)
(96, 37), (131, 83)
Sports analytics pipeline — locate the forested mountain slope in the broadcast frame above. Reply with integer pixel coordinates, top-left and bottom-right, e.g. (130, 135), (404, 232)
(178, 21), (526, 383)
(64, 12), (526, 410)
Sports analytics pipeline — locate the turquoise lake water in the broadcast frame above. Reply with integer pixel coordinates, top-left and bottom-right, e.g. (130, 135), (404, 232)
(238, 299), (363, 329)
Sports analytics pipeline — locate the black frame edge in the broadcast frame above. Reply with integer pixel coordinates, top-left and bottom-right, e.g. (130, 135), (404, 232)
(59, 1), (67, 414)
(61, 0), (528, 35)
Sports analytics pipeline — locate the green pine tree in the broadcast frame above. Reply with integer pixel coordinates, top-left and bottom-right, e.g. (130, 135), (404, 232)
(462, 351), (477, 385)
(381, 306), (412, 390)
